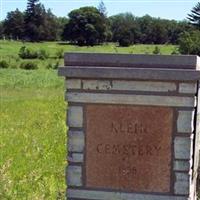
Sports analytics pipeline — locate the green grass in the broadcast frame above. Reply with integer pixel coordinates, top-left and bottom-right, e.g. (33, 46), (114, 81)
(0, 69), (66, 199)
(0, 40), (177, 69)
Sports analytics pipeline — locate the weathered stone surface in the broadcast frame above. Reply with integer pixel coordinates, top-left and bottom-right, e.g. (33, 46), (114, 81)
(58, 66), (200, 81)
(82, 80), (177, 92)
(68, 131), (84, 152)
(174, 172), (189, 195)
(67, 106), (83, 127)
(85, 105), (173, 193)
(174, 137), (192, 159)
(64, 53), (199, 69)
(112, 80), (176, 92)
(82, 80), (111, 90)
(175, 172), (189, 181)
(177, 110), (194, 133)
(67, 166), (82, 186)
(68, 189), (188, 200)
(174, 160), (191, 171)
(68, 153), (84, 163)
(66, 92), (196, 107)
(179, 83), (197, 94)
(66, 79), (81, 89)
(174, 181), (189, 195)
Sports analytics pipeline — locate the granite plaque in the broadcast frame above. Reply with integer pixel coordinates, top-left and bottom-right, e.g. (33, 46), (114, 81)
(85, 105), (173, 193)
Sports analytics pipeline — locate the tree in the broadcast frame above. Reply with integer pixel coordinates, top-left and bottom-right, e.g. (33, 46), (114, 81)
(41, 9), (59, 41)
(24, 0), (58, 41)
(24, 0), (45, 41)
(3, 9), (24, 40)
(110, 13), (139, 46)
(63, 7), (107, 46)
(0, 22), (4, 39)
(188, 2), (200, 29)
(178, 31), (200, 55)
(150, 19), (168, 44)
(98, 1), (107, 17)
(57, 17), (68, 40)
(97, 1), (112, 42)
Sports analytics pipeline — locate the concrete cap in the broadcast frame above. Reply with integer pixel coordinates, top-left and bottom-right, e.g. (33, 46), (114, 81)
(59, 53), (200, 81)
(64, 53), (200, 70)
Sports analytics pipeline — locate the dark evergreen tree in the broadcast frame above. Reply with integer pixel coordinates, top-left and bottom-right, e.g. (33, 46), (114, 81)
(98, 1), (112, 42)
(188, 2), (200, 29)
(3, 9), (24, 40)
(0, 21), (4, 39)
(24, 0), (45, 41)
(98, 0), (107, 17)
(24, 0), (58, 41)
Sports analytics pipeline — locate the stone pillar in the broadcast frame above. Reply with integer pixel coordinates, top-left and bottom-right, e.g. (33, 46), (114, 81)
(58, 53), (200, 200)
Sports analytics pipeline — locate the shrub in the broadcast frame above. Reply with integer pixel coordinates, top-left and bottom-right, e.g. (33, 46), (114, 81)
(20, 61), (38, 70)
(119, 38), (131, 47)
(153, 46), (161, 55)
(178, 31), (200, 55)
(37, 49), (49, 60)
(19, 46), (38, 59)
(0, 60), (9, 68)
(46, 60), (60, 69)
(55, 49), (64, 59)
(171, 48), (179, 55)
(53, 60), (60, 69)
(46, 63), (53, 69)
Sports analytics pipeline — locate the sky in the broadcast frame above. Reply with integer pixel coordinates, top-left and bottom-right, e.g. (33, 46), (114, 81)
(0, 0), (199, 21)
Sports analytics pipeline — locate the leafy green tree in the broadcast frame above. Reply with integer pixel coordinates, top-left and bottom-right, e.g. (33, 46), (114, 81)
(63, 7), (107, 46)
(188, 2), (200, 29)
(151, 19), (168, 44)
(110, 13), (139, 46)
(56, 17), (68, 40)
(179, 31), (200, 55)
(3, 9), (24, 40)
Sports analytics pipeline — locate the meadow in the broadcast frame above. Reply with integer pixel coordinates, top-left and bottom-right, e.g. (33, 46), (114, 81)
(1, 41), (199, 199)
(0, 40), (177, 69)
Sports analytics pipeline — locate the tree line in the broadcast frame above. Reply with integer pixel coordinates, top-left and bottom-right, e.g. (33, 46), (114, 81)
(0, 0), (199, 47)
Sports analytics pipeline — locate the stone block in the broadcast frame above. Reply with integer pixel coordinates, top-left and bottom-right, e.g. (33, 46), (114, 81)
(67, 166), (82, 186)
(174, 172), (189, 195)
(66, 79), (81, 89)
(174, 181), (189, 195)
(68, 189), (188, 200)
(68, 131), (84, 152)
(67, 106), (83, 127)
(112, 80), (176, 92)
(177, 110), (194, 133)
(66, 92), (196, 107)
(82, 80), (111, 90)
(174, 137), (192, 159)
(179, 83), (197, 94)
(68, 153), (84, 163)
(174, 160), (191, 171)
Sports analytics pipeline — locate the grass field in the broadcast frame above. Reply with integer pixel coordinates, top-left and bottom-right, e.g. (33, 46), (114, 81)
(0, 41), (199, 199)
(0, 40), (177, 69)
(0, 69), (66, 199)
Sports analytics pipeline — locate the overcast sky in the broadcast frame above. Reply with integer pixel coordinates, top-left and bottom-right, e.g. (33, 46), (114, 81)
(0, 0), (199, 21)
